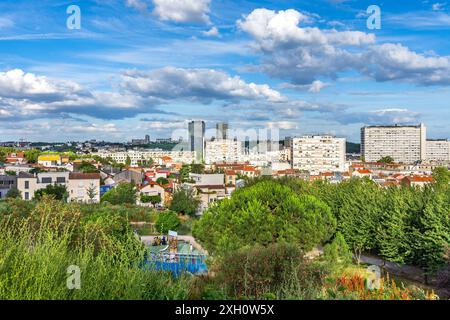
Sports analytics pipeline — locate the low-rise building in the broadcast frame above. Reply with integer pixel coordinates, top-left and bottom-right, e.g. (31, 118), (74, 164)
(139, 182), (165, 206)
(68, 173), (101, 203)
(402, 175), (434, 188)
(0, 175), (17, 199)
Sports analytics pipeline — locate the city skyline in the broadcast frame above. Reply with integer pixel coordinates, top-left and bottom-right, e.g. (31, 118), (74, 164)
(1, 0), (450, 142)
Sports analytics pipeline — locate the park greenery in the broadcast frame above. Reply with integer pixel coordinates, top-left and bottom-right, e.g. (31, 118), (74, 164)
(101, 182), (137, 205)
(155, 211), (181, 234)
(169, 189), (200, 216)
(0, 197), (190, 299)
(195, 170), (449, 281)
(1, 166), (449, 300)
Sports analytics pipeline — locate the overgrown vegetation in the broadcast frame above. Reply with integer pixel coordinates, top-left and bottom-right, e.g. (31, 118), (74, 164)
(0, 197), (191, 299)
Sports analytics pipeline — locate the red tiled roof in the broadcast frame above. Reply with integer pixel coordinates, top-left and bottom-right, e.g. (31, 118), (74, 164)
(404, 176), (434, 183)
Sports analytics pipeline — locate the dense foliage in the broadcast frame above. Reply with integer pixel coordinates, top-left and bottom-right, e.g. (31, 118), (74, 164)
(240, 172), (450, 278)
(101, 182), (137, 205)
(34, 184), (69, 202)
(0, 198), (191, 299)
(169, 189), (200, 216)
(193, 180), (336, 256)
(155, 211), (181, 234)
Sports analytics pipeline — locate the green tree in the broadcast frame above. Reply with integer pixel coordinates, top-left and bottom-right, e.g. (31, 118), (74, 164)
(77, 161), (99, 173)
(323, 232), (353, 267)
(169, 189), (200, 216)
(5, 188), (22, 199)
(101, 182), (137, 205)
(34, 184), (69, 202)
(141, 194), (162, 206)
(179, 164), (191, 182)
(156, 177), (169, 186)
(193, 180), (336, 256)
(125, 156), (132, 167)
(337, 180), (381, 263)
(375, 187), (411, 264)
(24, 149), (41, 163)
(409, 191), (450, 282)
(155, 211), (180, 234)
(432, 167), (450, 187)
(86, 184), (98, 203)
(378, 156), (395, 164)
(190, 163), (205, 174)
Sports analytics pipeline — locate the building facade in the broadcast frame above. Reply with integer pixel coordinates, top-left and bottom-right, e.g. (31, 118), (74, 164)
(204, 139), (242, 164)
(68, 173), (101, 203)
(361, 124), (427, 164)
(216, 122), (229, 140)
(93, 150), (196, 166)
(426, 139), (450, 162)
(291, 136), (346, 174)
(188, 121), (206, 162)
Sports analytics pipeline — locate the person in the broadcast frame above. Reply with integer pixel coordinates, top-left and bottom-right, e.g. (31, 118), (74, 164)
(161, 235), (166, 245)
(190, 243), (193, 253)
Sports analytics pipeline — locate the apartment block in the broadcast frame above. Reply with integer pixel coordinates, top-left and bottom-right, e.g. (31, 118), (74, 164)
(204, 139), (242, 164)
(426, 139), (450, 162)
(291, 136), (346, 174)
(93, 150), (196, 166)
(361, 124), (427, 164)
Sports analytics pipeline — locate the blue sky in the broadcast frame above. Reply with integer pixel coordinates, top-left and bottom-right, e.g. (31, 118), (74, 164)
(0, 0), (450, 142)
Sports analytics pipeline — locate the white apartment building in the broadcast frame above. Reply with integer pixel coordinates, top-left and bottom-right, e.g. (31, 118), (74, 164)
(426, 139), (450, 162)
(291, 136), (346, 174)
(17, 171), (69, 201)
(204, 139), (242, 164)
(93, 150), (196, 166)
(361, 124), (427, 164)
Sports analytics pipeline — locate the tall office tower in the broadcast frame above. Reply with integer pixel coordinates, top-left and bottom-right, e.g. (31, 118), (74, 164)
(188, 121), (206, 162)
(145, 135), (150, 144)
(361, 123), (427, 164)
(426, 139), (450, 162)
(216, 122), (229, 140)
(291, 136), (346, 173)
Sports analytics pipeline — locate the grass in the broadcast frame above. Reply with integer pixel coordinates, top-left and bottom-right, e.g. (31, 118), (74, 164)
(0, 198), (191, 300)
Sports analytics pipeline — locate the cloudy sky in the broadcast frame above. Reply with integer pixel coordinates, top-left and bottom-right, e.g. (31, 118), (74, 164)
(0, 0), (450, 142)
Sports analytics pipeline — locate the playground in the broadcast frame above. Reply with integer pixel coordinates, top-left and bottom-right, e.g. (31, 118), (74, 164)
(140, 232), (208, 277)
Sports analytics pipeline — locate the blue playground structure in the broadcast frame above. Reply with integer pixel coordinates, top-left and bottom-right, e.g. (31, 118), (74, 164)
(143, 253), (208, 277)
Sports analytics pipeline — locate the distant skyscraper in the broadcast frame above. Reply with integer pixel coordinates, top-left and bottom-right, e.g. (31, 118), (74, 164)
(216, 122), (229, 140)
(188, 121), (206, 162)
(145, 135), (150, 143)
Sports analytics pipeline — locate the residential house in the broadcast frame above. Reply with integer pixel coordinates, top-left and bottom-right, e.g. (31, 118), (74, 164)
(139, 181), (165, 206)
(402, 175), (434, 188)
(68, 173), (101, 203)
(6, 152), (26, 164)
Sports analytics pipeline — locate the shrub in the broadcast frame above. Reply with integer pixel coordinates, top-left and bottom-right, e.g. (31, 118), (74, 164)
(155, 211), (180, 234)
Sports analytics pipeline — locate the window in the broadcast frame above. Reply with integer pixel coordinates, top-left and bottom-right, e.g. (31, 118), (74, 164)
(41, 177), (52, 184)
(25, 192), (29, 200)
(56, 177), (66, 183)
(25, 181), (29, 189)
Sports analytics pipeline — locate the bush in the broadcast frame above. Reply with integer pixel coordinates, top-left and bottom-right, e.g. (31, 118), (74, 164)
(214, 243), (326, 299)
(101, 182), (137, 205)
(34, 184), (68, 202)
(169, 189), (200, 216)
(155, 211), (180, 234)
